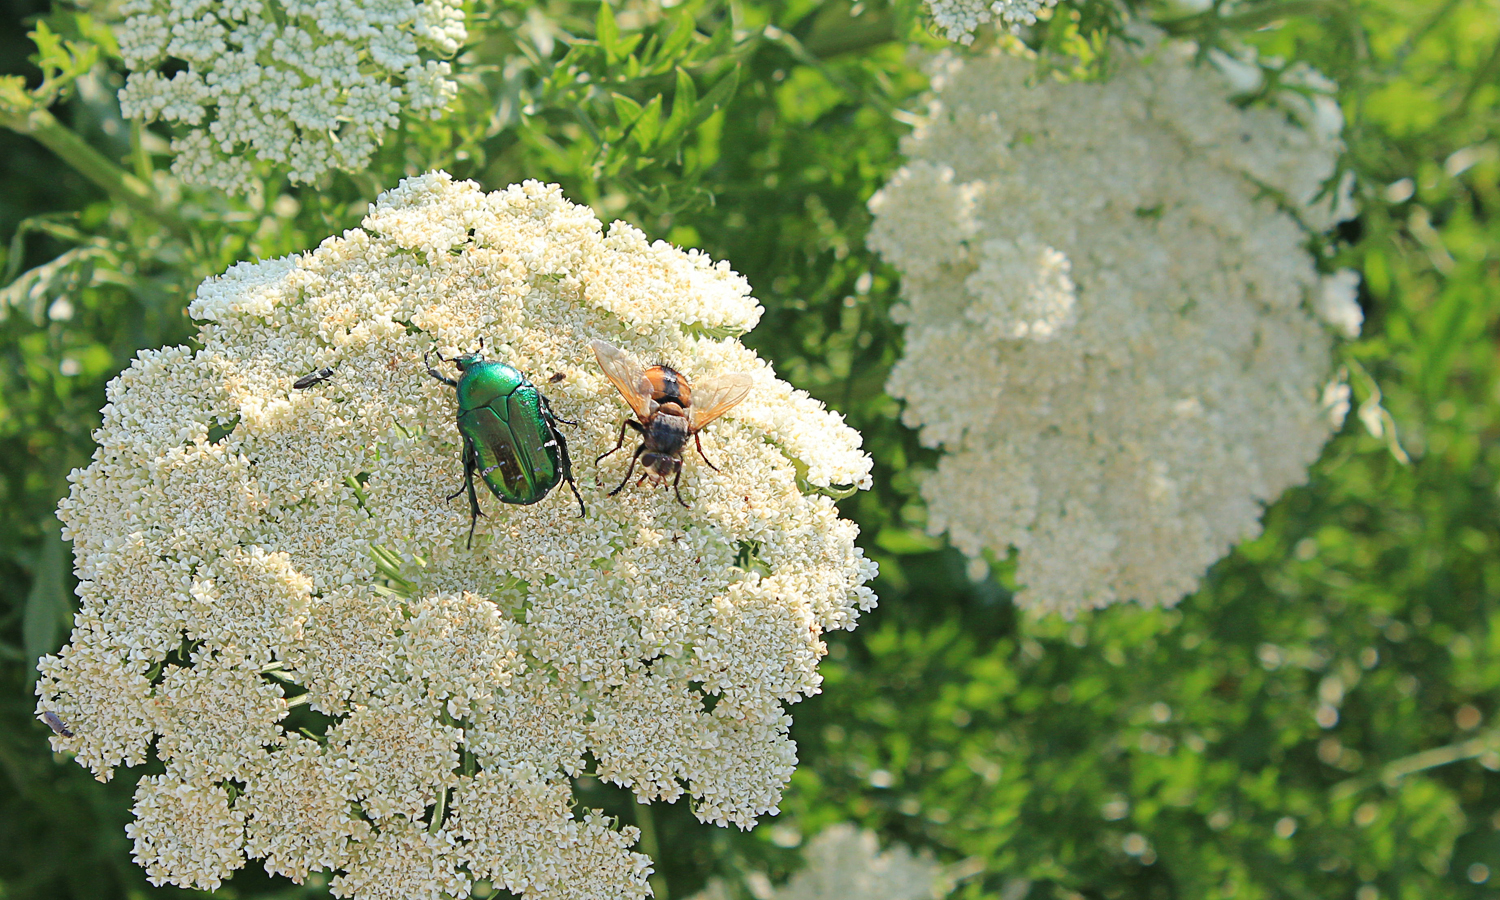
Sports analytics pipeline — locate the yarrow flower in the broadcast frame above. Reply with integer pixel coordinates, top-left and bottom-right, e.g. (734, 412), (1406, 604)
(925, 0), (1058, 44)
(689, 824), (952, 900)
(116, 0), (466, 192)
(868, 32), (1358, 616)
(36, 172), (876, 899)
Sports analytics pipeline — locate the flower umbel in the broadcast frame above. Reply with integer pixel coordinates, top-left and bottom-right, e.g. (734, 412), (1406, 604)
(869, 34), (1357, 615)
(37, 173), (876, 899)
(115, 0), (465, 191)
(925, 0), (1059, 45)
(690, 824), (953, 900)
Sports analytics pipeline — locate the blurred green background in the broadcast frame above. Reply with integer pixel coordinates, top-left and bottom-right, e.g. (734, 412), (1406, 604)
(1, 0), (1498, 898)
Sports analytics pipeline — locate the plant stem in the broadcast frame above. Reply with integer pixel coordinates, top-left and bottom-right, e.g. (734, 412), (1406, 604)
(1157, 0), (1341, 36)
(429, 786), (449, 834)
(634, 802), (669, 900)
(4, 106), (187, 238)
(1331, 728), (1500, 801)
(801, 14), (895, 59)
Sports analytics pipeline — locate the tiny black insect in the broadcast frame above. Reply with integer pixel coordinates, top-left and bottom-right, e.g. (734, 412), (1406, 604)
(41, 711), (74, 737)
(293, 367), (337, 389)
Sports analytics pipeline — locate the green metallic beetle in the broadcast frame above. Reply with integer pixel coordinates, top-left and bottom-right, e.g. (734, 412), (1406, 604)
(425, 342), (585, 546)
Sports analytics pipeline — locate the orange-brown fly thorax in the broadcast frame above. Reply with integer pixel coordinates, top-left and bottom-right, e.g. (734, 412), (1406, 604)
(643, 365), (692, 408)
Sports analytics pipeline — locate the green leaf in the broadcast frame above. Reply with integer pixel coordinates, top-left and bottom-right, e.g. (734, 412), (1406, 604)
(0, 73), (33, 121)
(661, 66), (699, 144)
(23, 522), (69, 684)
(687, 64), (741, 131)
(611, 92), (644, 126)
(631, 94), (663, 149)
(596, 1), (620, 62)
(29, 20), (62, 71)
(652, 10), (699, 71)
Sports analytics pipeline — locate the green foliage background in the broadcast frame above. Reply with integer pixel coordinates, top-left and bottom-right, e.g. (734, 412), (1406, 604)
(1, 0), (1497, 898)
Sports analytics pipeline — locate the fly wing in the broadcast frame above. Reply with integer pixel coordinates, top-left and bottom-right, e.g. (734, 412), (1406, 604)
(590, 339), (656, 420)
(689, 373), (754, 431)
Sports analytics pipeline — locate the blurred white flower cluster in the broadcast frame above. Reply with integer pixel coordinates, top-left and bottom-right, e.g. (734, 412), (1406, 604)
(36, 172), (876, 899)
(116, 0), (465, 192)
(868, 33), (1358, 616)
(690, 825), (951, 900)
(925, 0), (1058, 44)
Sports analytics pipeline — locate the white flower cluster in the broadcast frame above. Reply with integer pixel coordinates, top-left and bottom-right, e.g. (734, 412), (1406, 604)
(690, 825), (951, 900)
(925, 0), (1058, 44)
(36, 172), (876, 899)
(868, 34), (1358, 615)
(115, 0), (465, 191)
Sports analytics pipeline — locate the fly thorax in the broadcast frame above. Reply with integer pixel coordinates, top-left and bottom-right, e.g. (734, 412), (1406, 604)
(646, 366), (691, 407)
(646, 410), (690, 454)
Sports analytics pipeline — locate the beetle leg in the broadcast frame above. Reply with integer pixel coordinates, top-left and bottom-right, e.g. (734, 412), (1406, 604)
(550, 421), (587, 517)
(446, 439), (474, 503)
(424, 351), (459, 387)
(540, 393), (578, 427)
(596, 418), (636, 465)
(671, 465), (690, 508)
(692, 432), (721, 472)
(450, 438), (484, 550)
(608, 445), (646, 497)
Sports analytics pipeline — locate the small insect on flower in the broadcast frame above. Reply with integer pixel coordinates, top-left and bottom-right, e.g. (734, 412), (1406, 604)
(591, 339), (753, 507)
(426, 342), (585, 547)
(40, 711), (74, 737)
(292, 367), (336, 389)
(547, 372), (567, 383)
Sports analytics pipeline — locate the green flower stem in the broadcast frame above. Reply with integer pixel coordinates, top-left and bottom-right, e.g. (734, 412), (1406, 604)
(1158, 0), (1344, 36)
(428, 787), (448, 835)
(1331, 728), (1500, 801)
(634, 803), (668, 900)
(800, 13), (896, 59)
(2, 106), (188, 238)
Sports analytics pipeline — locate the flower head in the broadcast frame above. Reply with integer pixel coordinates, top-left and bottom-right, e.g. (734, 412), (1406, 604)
(925, 0), (1058, 45)
(38, 172), (876, 898)
(690, 824), (952, 900)
(116, 0), (465, 191)
(869, 34), (1356, 615)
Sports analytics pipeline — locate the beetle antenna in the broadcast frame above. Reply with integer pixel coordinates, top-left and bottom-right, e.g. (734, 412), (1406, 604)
(424, 351), (459, 387)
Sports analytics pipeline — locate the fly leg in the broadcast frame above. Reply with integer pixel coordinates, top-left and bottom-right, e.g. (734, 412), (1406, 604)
(596, 418), (641, 465)
(608, 445), (646, 497)
(692, 432), (721, 472)
(671, 465), (690, 508)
